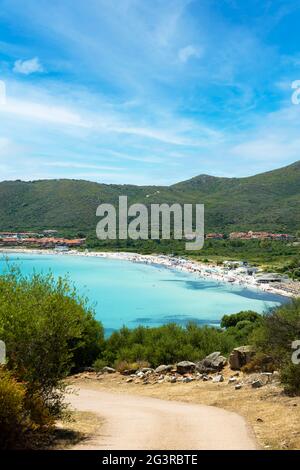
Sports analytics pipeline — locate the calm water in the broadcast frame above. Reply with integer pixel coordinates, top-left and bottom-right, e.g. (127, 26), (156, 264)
(0, 253), (286, 333)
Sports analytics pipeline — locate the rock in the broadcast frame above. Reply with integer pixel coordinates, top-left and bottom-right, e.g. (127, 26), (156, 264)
(138, 367), (154, 374)
(235, 384), (242, 390)
(155, 364), (173, 374)
(126, 378), (133, 383)
(102, 366), (116, 374)
(260, 372), (272, 383)
(256, 418), (264, 422)
(144, 370), (153, 377)
(170, 376), (177, 383)
(252, 379), (263, 388)
(228, 377), (238, 384)
(182, 376), (194, 383)
(229, 346), (255, 370)
(202, 375), (210, 381)
(176, 361), (196, 374)
(78, 366), (95, 373)
(196, 352), (227, 373)
(136, 371), (145, 378)
(212, 374), (224, 383)
(121, 368), (139, 375)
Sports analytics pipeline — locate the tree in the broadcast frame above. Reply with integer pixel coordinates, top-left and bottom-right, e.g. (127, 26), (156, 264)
(221, 311), (260, 329)
(0, 266), (104, 416)
(252, 299), (300, 394)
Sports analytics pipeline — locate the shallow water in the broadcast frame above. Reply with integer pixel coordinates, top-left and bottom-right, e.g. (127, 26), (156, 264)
(0, 253), (287, 332)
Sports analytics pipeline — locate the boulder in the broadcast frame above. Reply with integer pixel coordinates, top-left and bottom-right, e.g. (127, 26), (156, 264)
(196, 352), (227, 373)
(139, 368), (154, 374)
(229, 346), (255, 370)
(136, 371), (145, 378)
(176, 361), (196, 374)
(228, 377), (238, 384)
(155, 364), (173, 374)
(252, 379), (263, 388)
(102, 366), (116, 374)
(182, 376), (194, 383)
(235, 384), (242, 390)
(212, 374), (224, 383)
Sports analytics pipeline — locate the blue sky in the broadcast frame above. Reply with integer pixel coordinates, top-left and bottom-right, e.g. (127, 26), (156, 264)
(1, 0), (300, 184)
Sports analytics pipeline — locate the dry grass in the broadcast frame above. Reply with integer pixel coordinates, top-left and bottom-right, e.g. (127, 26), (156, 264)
(50, 411), (104, 449)
(70, 366), (300, 450)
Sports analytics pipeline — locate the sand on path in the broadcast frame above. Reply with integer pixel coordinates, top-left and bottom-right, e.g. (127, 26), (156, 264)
(68, 387), (257, 450)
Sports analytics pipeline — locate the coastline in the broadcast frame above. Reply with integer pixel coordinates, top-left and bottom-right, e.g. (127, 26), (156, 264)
(0, 247), (298, 299)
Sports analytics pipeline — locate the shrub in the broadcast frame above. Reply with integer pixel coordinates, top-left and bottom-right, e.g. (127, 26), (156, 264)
(221, 311), (261, 328)
(252, 299), (300, 394)
(115, 360), (150, 373)
(72, 313), (105, 371)
(100, 322), (249, 368)
(0, 266), (104, 418)
(0, 368), (28, 449)
(93, 358), (107, 372)
(281, 363), (300, 395)
(241, 352), (276, 374)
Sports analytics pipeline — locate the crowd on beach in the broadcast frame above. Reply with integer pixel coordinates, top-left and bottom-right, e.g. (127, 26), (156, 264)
(0, 247), (299, 298)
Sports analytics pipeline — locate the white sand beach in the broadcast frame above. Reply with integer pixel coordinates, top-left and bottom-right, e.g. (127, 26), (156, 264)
(0, 247), (298, 298)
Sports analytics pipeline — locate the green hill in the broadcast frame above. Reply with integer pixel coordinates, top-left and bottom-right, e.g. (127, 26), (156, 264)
(0, 160), (299, 234)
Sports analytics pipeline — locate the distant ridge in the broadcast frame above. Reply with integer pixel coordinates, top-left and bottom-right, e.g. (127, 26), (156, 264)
(0, 161), (299, 233)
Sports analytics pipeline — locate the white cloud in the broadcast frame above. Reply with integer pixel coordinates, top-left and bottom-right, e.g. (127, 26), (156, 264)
(13, 57), (44, 75)
(178, 45), (203, 63)
(1, 97), (89, 128)
(44, 161), (124, 171)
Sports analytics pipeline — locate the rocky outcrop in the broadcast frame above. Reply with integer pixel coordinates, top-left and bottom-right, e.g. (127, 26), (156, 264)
(196, 352), (227, 373)
(176, 361), (196, 374)
(229, 346), (255, 370)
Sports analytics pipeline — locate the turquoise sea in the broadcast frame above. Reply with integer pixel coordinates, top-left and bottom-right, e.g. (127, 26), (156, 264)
(0, 253), (287, 333)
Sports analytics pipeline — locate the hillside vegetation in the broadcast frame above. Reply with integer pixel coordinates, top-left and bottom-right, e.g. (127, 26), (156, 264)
(0, 160), (299, 234)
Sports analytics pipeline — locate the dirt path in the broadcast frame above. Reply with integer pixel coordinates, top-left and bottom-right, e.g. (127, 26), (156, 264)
(68, 387), (257, 450)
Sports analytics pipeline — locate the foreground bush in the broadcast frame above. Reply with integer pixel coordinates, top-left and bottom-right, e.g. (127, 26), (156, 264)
(0, 266), (104, 419)
(252, 299), (300, 394)
(0, 368), (28, 449)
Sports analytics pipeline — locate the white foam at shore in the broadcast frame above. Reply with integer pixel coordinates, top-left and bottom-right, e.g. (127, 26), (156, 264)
(0, 247), (296, 298)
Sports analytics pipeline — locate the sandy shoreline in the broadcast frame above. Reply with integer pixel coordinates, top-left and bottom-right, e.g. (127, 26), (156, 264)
(0, 247), (298, 299)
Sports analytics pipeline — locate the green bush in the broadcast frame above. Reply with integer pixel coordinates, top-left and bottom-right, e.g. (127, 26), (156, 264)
(252, 298), (300, 394)
(0, 266), (104, 418)
(93, 358), (107, 372)
(221, 311), (261, 328)
(281, 363), (300, 395)
(98, 321), (254, 368)
(0, 368), (28, 449)
(72, 313), (105, 371)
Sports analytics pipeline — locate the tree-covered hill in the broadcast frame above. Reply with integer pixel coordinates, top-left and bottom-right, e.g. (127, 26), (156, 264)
(0, 160), (299, 234)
